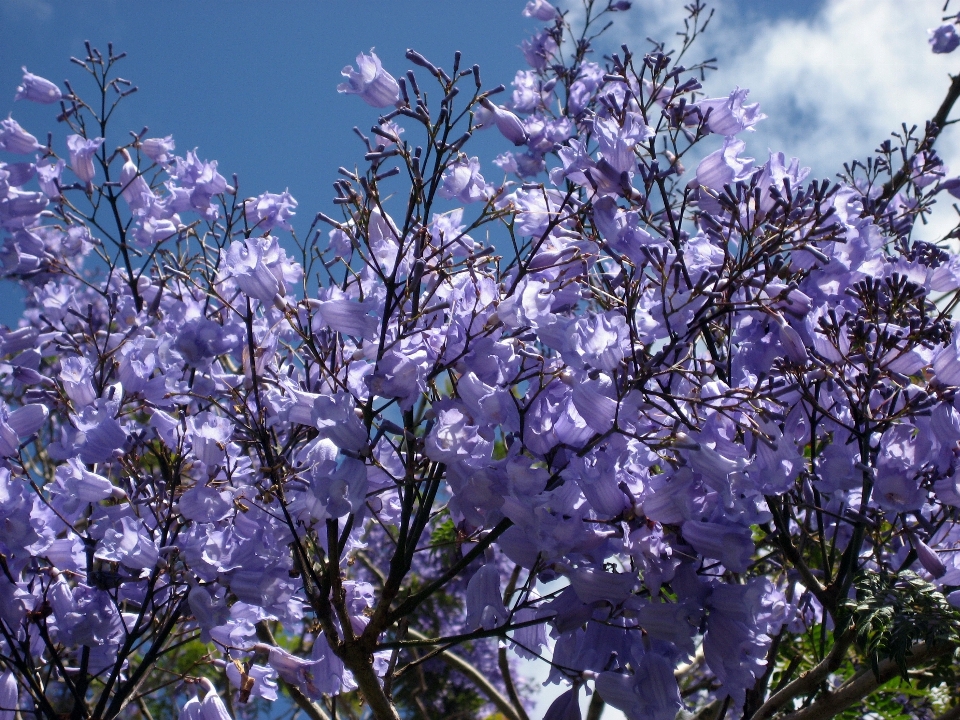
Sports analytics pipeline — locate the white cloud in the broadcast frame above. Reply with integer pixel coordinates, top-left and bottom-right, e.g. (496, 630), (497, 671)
(706, 0), (960, 238)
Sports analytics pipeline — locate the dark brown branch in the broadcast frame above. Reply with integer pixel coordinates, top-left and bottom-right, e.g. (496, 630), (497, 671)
(881, 71), (960, 200)
(779, 643), (951, 720)
(750, 629), (854, 720)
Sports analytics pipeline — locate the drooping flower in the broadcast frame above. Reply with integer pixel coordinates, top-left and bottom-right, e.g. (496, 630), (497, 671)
(694, 87), (765, 136)
(0, 118), (41, 155)
(338, 50), (400, 108)
(15, 67), (62, 104)
(66, 135), (104, 184)
(523, 0), (559, 21)
(438, 156), (490, 203)
(465, 561), (509, 630)
(140, 135), (175, 163)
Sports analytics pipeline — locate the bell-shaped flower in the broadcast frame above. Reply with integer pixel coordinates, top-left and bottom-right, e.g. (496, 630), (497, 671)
(188, 584), (230, 642)
(119, 149), (153, 209)
(520, 29), (559, 71)
(911, 533), (947, 579)
(438, 156), (490, 203)
(523, 0), (559, 20)
(693, 136), (754, 214)
(50, 457), (120, 520)
(60, 355), (97, 407)
(0, 119), (41, 155)
(569, 567), (636, 605)
(477, 99), (528, 146)
(225, 663), (278, 702)
(465, 562), (508, 630)
(695, 87), (765, 136)
(930, 24), (960, 54)
(179, 696), (201, 720)
(681, 519), (754, 573)
(187, 412), (233, 467)
(426, 400), (491, 464)
(933, 326), (960, 385)
(15, 67), (61, 104)
(594, 112), (653, 174)
(595, 653), (682, 720)
(572, 375), (618, 433)
(66, 134), (104, 184)
(264, 645), (327, 700)
(141, 135), (175, 164)
(337, 50), (400, 108)
(367, 342), (430, 412)
(244, 190), (297, 232)
(776, 318), (808, 364)
(573, 311), (629, 371)
(0, 402), (47, 457)
(543, 688), (581, 720)
(201, 689), (234, 720)
(224, 237), (281, 302)
(509, 607), (549, 659)
(95, 515), (160, 571)
(311, 293), (379, 340)
(74, 399), (128, 463)
(312, 392), (368, 453)
(0, 669), (17, 720)
(37, 159), (65, 198)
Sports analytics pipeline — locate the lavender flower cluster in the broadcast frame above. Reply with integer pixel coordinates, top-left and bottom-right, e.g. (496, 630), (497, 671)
(3, 3), (960, 720)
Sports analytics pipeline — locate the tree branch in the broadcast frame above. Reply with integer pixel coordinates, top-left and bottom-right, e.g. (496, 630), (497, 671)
(405, 628), (523, 720)
(779, 643), (951, 720)
(749, 629), (854, 720)
(881, 71), (960, 200)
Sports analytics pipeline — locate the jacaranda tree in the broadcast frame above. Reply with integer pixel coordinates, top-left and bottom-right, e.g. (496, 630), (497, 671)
(4, 1), (960, 718)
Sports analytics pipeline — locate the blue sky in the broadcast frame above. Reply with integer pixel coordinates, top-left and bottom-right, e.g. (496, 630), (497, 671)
(1, 0), (956, 310)
(0, 0), (845, 327)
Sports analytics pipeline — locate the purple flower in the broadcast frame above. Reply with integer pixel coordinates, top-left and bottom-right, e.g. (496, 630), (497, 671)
(36, 159), (65, 198)
(0, 670), (17, 720)
(523, 0), (559, 20)
(120, 150), (153, 209)
(224, 237), (282, 302)
(544, 688), (581, 720)
(226, 662), (279, 702)
(140, 135), (175, 163)
(594, 112), (653, 174)
(50, 457), (120, 520)
(438, 156), (490, 203)
(693, 136), (754, 213)
(695, 87), (765, 136)
(95, 515), (160, 570)
(66, 135), (104, 184)
(74, 400), (128, 463)
(311, 293), (379, 339)
(187, 412), (233, 467)
(681, 520), (754, 573)
(465, 561), (508, 630)
(521, 29), (559, 71)
(596, 653), (681, 720)
(911, 534), (946, 579)
(477, 99), (528, 146)
(930, 24), (960, 53)
(0, 402), (48, 457)
(201, 689), (234, 720)
(244, 190), (297, 232)
(0, 118), (41, 155)
(15, 67), (62, 104)
(338, 50), (400, 108)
